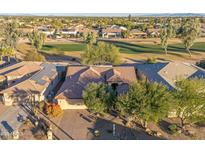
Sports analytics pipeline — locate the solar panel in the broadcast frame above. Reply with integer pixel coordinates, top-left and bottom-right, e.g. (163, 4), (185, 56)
(31, 63), (57, 85)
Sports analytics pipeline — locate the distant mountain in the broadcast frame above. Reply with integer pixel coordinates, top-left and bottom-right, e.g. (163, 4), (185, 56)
(0, 13), (205, 17)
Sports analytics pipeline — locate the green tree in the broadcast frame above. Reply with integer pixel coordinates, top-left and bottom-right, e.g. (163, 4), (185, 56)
(116, 81), (171, 128)
(160, 18), (175, 54)
(83, 32), (96, 44)
(180, 18), (201, 56)
(121, 30), (130, 38)
(0, 21), (21, 60)
(81, 42), (121, 65)
(28, 31), (46, 51)
(83, 83), (116, 115)
(0, 47), (15, 62)
(173, 79), (205, 129)
(1, 21), (21, 49)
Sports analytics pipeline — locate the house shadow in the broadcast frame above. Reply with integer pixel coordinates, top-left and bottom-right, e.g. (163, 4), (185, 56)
(90, 117), (166, 140)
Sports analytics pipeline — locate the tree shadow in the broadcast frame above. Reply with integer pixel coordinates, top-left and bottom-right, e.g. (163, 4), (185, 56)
(40, 52), (81, 63)
(90, 117), (166, 140)
(169, 45), (205, 53)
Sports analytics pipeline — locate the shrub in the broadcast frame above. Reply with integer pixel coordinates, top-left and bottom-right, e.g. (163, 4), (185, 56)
(45, 104), (63, 118)
(168, 124), (178, 134)
(145, 57), (157, 64)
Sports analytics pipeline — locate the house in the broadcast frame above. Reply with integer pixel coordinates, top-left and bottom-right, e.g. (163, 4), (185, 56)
(61, 28), (78, 36)
(147, 28), (160, 37)
(38, 26), (55, 36)
(101, 28), (122, 38)
(0, 61), (42, 87)
(78, 28), (99, 37)
(111, 25), (127, 31)
(0, 63), (61, 106)
(54, 65), (137, 110)
(130, 29), (147, 38)
(135, 61), (205, 90)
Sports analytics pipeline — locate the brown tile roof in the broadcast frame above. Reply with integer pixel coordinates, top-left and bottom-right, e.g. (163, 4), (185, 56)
(0, 61), (42, 77)
(55, 65), (137, 101)
(0, 63), (58, 94)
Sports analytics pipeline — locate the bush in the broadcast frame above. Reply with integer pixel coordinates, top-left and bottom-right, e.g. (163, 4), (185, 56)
(145, 57), (157, 64)
(45, 104), (63, 118)
(168, 124), (178, 134)
(196, 60), (205, 69)
(24, 50), (45, 62)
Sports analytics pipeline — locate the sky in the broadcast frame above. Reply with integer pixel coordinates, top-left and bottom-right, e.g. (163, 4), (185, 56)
(0, 0), (205, 14)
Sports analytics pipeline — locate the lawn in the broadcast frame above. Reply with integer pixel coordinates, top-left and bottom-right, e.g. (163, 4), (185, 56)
(42, 43), (86, 52)
(39, 41), (205, 63)
(42, 41), (205, 54)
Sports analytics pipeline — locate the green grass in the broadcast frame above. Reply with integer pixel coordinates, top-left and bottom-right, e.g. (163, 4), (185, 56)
(42, 42), (205, 54)
(106, 41), (205, 54)
(42, 43), (87, 52)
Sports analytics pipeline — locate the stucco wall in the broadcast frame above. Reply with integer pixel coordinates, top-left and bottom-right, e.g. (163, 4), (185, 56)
(57, 99), (87, 110)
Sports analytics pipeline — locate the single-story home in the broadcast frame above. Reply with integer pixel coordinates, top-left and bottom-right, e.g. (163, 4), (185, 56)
(101, 28), (122, 38)
(0, 63), (61, 106)
(0, 61), (42, 87)
(61, 28), (78, 36)
(130, 29), (147, 38)
(135, 61), (205, 90)
(147, 28), (160, 37)
(54, 65), (137, 110)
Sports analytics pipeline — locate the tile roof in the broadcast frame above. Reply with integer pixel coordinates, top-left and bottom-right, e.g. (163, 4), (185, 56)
(0, 63), (58, 94)
(0, 61), (42, 77)
(135, 61), (205, 90)
(55, 65), (137, 101)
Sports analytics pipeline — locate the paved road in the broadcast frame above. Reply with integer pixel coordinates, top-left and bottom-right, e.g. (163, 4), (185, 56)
(0, 105), (28, 139)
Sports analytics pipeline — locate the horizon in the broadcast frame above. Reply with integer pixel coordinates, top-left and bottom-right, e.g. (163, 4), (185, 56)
(1, 13), (205, 17)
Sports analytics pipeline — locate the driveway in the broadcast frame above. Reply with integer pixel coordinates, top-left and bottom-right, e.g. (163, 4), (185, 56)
(0, 104), (28, 139)
(53, 110), (156, 140)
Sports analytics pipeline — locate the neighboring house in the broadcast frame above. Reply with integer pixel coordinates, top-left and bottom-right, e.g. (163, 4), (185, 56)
(111, 25), (127, 31)
(135, 61), (205, 90)
(101, 28), (122, 38)
(61, 28), (78, 36)
(130, 29), (147, 38)
(78, 28), (99, 37)
(147, 28), (160, 37)
(0, 61), (42, 87)
(38, 27), (55, 36)
(54, 65), (137, 110)
(0, 63), (61, 106)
